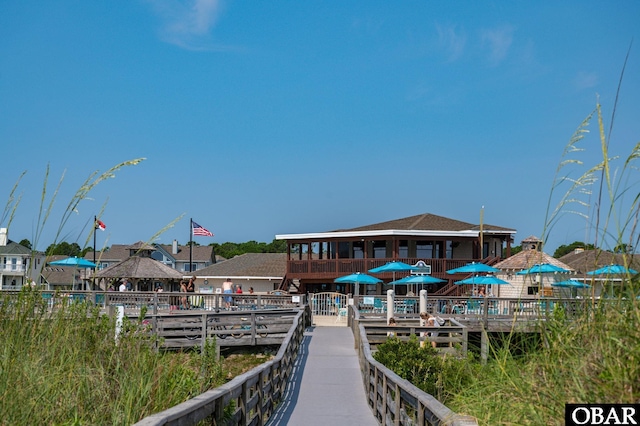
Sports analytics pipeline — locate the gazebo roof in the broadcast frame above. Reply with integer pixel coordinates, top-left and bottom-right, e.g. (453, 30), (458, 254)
(96, 256), (183, 280)
(494, 249), (573, 272)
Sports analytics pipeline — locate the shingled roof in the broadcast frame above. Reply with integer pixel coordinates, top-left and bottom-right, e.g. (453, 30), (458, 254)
(194, 253), (286, 278)
(559, 250), (640, 274)
(494, 249), (573, 272)
(155, 244), (215, 262)
(334, 213), (515, 233)
(95, 256), (183, 280)
(0, 241), (32, 255)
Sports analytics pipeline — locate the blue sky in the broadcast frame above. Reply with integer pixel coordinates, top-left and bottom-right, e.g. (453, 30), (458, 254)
(1, 1), (639, 254)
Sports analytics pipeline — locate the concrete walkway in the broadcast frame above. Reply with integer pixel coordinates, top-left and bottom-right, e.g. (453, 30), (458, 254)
(267, 326), (378, 426)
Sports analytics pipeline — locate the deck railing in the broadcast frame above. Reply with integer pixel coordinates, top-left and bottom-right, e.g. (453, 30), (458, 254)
(351, 307), (478, 426)
(133, 307), (310, 426)
(1, 290), (306, 316)
(288, 258), (481, 279)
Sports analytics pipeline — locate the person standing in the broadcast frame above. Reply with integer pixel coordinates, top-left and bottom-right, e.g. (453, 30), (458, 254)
(179, 280), (189, 309)
(187, 276), (196, 293)
(119, 279), (127, 292)
(222, 278), (234, 309)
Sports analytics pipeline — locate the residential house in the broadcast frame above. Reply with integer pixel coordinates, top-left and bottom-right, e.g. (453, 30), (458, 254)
(41, 254), (88, 290)
(88, 240), (217, 276)
(0, 228), (44, 289)
(559, 248), (640, 297)
(275, 212), (516, 295)
(193, 253), (286, 294)
(151, 240), (217, 273)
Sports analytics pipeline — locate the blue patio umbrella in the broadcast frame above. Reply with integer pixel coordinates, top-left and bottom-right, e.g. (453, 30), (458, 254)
(335, 272), (382, 297)
(369, 261), (415, 282)
(585, 264), (638, 276)
(455, 275), (509, 286)
(446, 262), (499, 274)
(455, 274), (510, 296)
(552, 280), (591, 288)
(388, 275), (446, 286)
(516, 263), (569, 275)
(49, 256), (97, 289)
(49, 256), (97, 269)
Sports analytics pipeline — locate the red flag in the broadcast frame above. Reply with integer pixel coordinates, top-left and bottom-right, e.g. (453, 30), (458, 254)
(96, 219), (106, 231)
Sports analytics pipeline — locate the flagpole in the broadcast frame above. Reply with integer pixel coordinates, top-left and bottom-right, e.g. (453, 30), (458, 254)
(93, 215), (97, 290)
(189, 218), (193, 273)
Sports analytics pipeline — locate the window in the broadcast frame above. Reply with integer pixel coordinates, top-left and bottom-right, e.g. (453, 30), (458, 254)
(416, 241), (433, 258)
(398, 240), (408, 258)
(184, 263), (196, 272)
(373, 241), (386, 258)
(338, 242), (349, 259)
(527, 286), (539, 295)
(445, 241), (453, 259)
(352, 242), (364, 259)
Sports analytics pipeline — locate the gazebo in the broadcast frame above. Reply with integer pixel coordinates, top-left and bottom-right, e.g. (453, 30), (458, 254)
(95, 242), (183, 291)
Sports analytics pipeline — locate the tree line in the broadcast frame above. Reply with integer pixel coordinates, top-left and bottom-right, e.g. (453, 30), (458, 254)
(17, 239), (287, 259)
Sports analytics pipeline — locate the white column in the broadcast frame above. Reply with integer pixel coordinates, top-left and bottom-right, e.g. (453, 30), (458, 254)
(419, 289), (428, 317)
(387, 289), (395, 324)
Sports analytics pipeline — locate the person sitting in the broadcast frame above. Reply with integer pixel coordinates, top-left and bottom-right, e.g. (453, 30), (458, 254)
(426, 314), (440, 348)
(387, 317), (397, 337)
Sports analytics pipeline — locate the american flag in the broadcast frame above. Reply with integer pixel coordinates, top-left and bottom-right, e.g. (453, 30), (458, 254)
(192, 221), (214, 237)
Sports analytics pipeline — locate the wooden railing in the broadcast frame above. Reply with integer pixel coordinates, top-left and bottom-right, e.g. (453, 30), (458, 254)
(350, 308), (478, 425)
(13, 290), (306, 316)
(133, 307), (311, 426)
(124, 309), (301, 350)
(288, 258), (481, 279)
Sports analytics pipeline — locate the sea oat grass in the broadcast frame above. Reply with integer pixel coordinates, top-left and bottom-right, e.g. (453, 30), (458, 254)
(0, 290), (231, 424)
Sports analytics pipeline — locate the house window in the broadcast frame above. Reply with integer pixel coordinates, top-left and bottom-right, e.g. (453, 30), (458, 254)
(527, 286), (539, 295)
(185, 263), (197, 272)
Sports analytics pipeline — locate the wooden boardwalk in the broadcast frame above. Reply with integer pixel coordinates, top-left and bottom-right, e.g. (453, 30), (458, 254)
(267, 326), (377, 426)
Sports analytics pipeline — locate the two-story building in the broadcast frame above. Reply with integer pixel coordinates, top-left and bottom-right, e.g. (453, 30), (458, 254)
(0, 228), (44, 290)
(275, 212), (516, 295)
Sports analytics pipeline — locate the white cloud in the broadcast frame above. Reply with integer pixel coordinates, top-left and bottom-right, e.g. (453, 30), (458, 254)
(435, 23), (466, 62)
(146, 0), (229, 51)
(480, 25), (514, 66)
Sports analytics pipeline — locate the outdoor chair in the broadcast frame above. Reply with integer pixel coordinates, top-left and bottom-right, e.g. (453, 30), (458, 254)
(373, 298), (385, 313)
(465, 299), (481, 314)
(335, 305), (348, 322)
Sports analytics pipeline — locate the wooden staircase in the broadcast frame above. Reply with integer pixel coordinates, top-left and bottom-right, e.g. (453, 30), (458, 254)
(432, 257), (501, 297)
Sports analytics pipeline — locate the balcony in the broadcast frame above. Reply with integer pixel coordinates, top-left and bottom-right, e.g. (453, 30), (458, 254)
(287, 257), (488, 281)
(0, 264), (27, 273)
